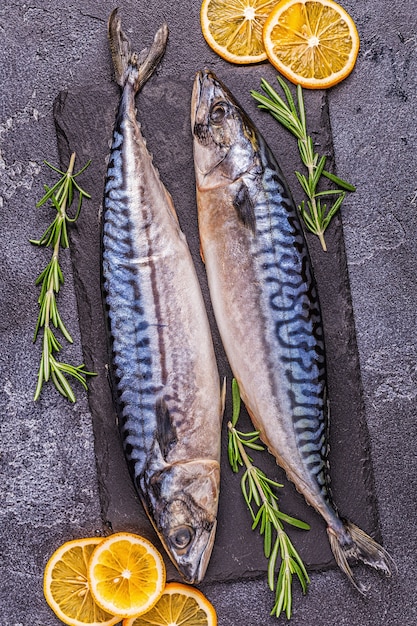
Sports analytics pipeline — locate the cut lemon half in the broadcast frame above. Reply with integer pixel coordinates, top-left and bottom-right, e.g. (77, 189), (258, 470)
(88, 532), (166, 619)
(43, 537), (120, 626)
(200, 0), (278, 64)
(263, 0), (360, 88)
(122, 582), (217, 626)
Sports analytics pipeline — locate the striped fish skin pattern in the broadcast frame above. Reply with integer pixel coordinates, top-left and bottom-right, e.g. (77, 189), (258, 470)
(191, 70), (392, 589)
(102, 12), (222, 584)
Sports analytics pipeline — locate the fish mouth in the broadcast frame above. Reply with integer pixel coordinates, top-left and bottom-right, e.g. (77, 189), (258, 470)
(191, 69), (204, 129)
(194, 519), (217, 584)
(190, 70), (203, 128)
(191, 69), (217, 130)
(181, 520), (218, 585)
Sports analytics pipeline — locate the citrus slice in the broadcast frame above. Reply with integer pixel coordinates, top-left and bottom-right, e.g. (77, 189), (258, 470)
(88, 532), (166, 619)
(263, 0), (360, 88)
(200, 0), (278, 64)
(122, 582), (217, 626)
(43, 537), (120, 626)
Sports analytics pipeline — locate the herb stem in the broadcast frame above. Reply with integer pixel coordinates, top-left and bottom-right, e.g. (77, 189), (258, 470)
(251, 77), (355, 251)
(228, 379), (310, 619)
(31, 153), (95, 402)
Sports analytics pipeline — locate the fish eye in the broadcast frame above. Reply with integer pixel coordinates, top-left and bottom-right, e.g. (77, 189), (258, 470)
(210, 102), (228, 125)
(169, 525), (194, 551)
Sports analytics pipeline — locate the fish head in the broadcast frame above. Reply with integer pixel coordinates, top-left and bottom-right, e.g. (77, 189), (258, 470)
(143, 459), (220, 584)
(191, 69), (259, 190)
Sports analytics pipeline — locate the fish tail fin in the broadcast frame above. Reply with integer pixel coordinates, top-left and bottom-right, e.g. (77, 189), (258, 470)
(327, 519), (394, 593)
(107, 8), (168, 93)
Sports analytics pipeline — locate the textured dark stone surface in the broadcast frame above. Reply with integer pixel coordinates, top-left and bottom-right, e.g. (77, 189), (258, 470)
(2, 1), (416, 623)
(53, 79), (379, 582)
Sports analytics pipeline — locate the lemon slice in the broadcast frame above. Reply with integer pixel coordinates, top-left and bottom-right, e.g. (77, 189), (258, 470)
(88, 532), (166, 619)
(122, 582), (217, 626)
(263, 0), (360, 88)
(200, 0), (278, 64)
(43, 537), (120, 626)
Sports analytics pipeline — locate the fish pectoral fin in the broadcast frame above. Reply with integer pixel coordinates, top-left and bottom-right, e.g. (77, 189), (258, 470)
(233, 180), (256, 234)
(199, 242), (205, 264)
(220, 377), (227, 418)
(155, 397), (177, 460)
(164, 188), (181, 226)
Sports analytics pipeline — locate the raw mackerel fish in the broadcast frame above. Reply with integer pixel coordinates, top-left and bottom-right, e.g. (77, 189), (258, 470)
(102, 12), (222, 584)
(191, 69), (392, 591)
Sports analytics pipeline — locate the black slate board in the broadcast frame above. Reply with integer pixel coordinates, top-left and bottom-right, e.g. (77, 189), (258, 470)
(53, 80), (381, 583)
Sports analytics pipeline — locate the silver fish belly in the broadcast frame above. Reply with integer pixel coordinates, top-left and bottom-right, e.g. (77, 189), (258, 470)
(102, 12), (222, 584)
(191, 69), (392, 591)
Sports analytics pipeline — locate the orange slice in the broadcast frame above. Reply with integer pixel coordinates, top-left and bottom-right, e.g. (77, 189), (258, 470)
(43, 537), (120, 626)
(87, 532), (166, 619)
(200, 0), (278, 64)
(263, 0), (360, 88)
(122, 582), (217, 626)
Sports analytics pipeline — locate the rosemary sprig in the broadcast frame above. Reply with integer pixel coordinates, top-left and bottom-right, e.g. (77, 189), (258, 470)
(31, 152), (95, 402)
(228, 379), (310, 619)
(251, 76), (356, 251)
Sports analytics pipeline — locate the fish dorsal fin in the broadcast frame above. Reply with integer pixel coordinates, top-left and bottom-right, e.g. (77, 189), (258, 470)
(155, 397), (177, 460)
(233, 181), (256, 234)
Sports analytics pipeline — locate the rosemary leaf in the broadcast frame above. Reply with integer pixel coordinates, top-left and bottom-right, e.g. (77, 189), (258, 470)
(312, 155), (327, 189)
(259, 475), (284, 490)
(323, 169), (356, 191)
(268, 537), (281, 590)
(264, 512), (272, 557)
(231, 377), (241, 426)
(242, 440), (265, 451)
(322, 192), (346, 230)
(275, 510), (311, 530)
